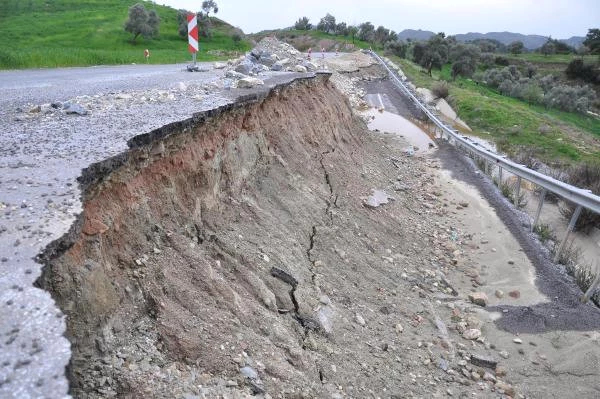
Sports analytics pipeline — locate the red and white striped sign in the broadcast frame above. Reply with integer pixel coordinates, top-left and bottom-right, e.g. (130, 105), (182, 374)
(187, 14), (198, 53)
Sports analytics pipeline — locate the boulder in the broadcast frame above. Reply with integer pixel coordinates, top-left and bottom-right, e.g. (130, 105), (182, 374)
(234, 61), (254, 75)
(64, 103), (88, 115)
(225, 70), (248, 79)
(293, 65), (308, 73)
(258, 53), (276, 67)
(236, 77), (264, 89)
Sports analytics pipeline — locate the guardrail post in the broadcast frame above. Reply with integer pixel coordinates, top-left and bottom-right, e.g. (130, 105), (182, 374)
(514, 176), (522, 207)
(553, 205), (582, 263)
(531, 188), (546, 231)
(498, 166), (503, 186)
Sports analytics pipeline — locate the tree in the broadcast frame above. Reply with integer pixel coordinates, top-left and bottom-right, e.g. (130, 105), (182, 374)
(335, 22), (348, 36)
(449, 43), (479, 80)
(540, 40), (556, 56)
(357, 22), (375, 42)
(416, 34), (449, 76)
(317, 13), (336, 34)
(508, 41), (524, 54)
(583, 28), (600, 55)
(384, 40), (408, 58)
(294, 16), (311, 30)
(373, 25), (395, 46)
(231, 32), (242, 48)
(347, 25), (359, 44)
(201, 0), (218, 16)
(124, 3), (160, 42)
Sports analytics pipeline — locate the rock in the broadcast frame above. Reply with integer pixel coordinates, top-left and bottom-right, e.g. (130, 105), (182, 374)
(234, 60), (254, 75)
(50, 102), (63, 109)
(469, 353), (498, 369)
(495, 365), (507, 377)
(225, 70), (247, 79)
(364, 189), (394, 208)
(495, 381), (515, 396)
(508, 290), (520, 299)
(482, 371), (496, 382)
(240, 366), (258, 380)
(462, 329), (482, 340)
(498, 350), (510, 359)
(355, 313), (366, 326)
(28, 105), (41, 113)
(270, 63), (283, 71)
(513, 338), (523, 344)
(303, 61), (318, 71)
(495, 289), (504, 299)
(293, 65), (308, 73)
(213, 62), (227, 69)
(395, 323), (404, 333)
(236, 77), (264, 88)
(82, 218), (109, 235)
(258, 53), (276, 66)
(468, 292), (488, 307)
(64, 103), (88, 115)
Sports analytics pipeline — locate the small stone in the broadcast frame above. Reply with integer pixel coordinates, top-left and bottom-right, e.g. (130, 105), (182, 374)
(482, 371), (496, 382)
(355, 313), (366, 326)
(225, 380), (238, 387)
(462, 329), (482, 340)
(513, 338), (523, 344)
(508, 260), (515, 265)
(470, 353), (498, 369)
(240, 366), (258, 380)
(468, 292), (488, 307)
(395, 323), (404, 333)
(508, 290), (520, 299)
(495, 381), (515, 396)
(495, 365), (507, 377)
(495, 289), (504, 299)
(498, 350), (510, 359)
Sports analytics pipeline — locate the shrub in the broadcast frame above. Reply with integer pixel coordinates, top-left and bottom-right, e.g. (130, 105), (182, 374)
(431, 81), (449, 99)
(533, 223), (555, 243)
(384, 40), (408, 58)
(544, 84), (597, 113)
(495, 56), (509, 66)
(559, 163), (600, 233)
(565, 59), (600, 84)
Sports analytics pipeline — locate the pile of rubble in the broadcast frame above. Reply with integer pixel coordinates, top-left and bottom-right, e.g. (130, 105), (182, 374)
(216, 37), (321, 89)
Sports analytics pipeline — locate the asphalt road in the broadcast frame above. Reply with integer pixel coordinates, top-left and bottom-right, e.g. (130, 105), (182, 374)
(0, 62), (219, 113)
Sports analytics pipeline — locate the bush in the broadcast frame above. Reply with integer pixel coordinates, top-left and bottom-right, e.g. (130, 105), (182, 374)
(544, 84), (597, 113)
(384, 40), (408, 58)
(495, 56), (509, 66)
(559, 163), (600, 233)
(565, 59), (600, 84)
(431, 81), (449, 99)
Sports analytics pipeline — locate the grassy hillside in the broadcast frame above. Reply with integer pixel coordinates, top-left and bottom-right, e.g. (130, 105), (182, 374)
(250, 29), (372, 52)
(0, 0), (250, 69)
(506, 53), (598, 75)
(390, 56), (600, 165)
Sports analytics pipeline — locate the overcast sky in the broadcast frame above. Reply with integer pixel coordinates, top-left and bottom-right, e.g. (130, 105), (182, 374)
(157, 0), (598, 38)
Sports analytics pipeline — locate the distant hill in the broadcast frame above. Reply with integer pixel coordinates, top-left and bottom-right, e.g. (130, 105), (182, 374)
(396, 29), (584, 50)
(397, 29), (436, 41)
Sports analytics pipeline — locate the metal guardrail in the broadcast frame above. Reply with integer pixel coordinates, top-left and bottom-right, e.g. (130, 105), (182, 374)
(368, 51), (600, 262)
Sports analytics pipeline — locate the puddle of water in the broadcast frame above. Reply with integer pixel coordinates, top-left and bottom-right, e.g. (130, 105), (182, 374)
(363, 108), (435, 153)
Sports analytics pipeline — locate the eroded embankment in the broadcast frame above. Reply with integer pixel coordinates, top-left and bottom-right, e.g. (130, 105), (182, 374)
(37, 73), (369, 397)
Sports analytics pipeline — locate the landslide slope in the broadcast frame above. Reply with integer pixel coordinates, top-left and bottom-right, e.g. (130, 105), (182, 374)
(38, 72), (477, 398)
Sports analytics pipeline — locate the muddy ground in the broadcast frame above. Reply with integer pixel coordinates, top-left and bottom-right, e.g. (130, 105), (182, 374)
(2, 51), (600, 398)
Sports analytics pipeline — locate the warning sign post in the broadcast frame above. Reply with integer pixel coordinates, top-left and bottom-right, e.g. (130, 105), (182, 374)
(187, 13), (199, 66)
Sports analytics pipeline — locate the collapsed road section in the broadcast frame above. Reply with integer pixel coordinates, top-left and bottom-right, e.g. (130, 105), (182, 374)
(2, 44), (600, 398)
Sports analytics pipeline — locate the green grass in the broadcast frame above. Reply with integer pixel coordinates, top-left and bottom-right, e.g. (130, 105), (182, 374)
(0, 0), (250, 69)
(390, 56), (600, 165)
(250, 29), (372, 51)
